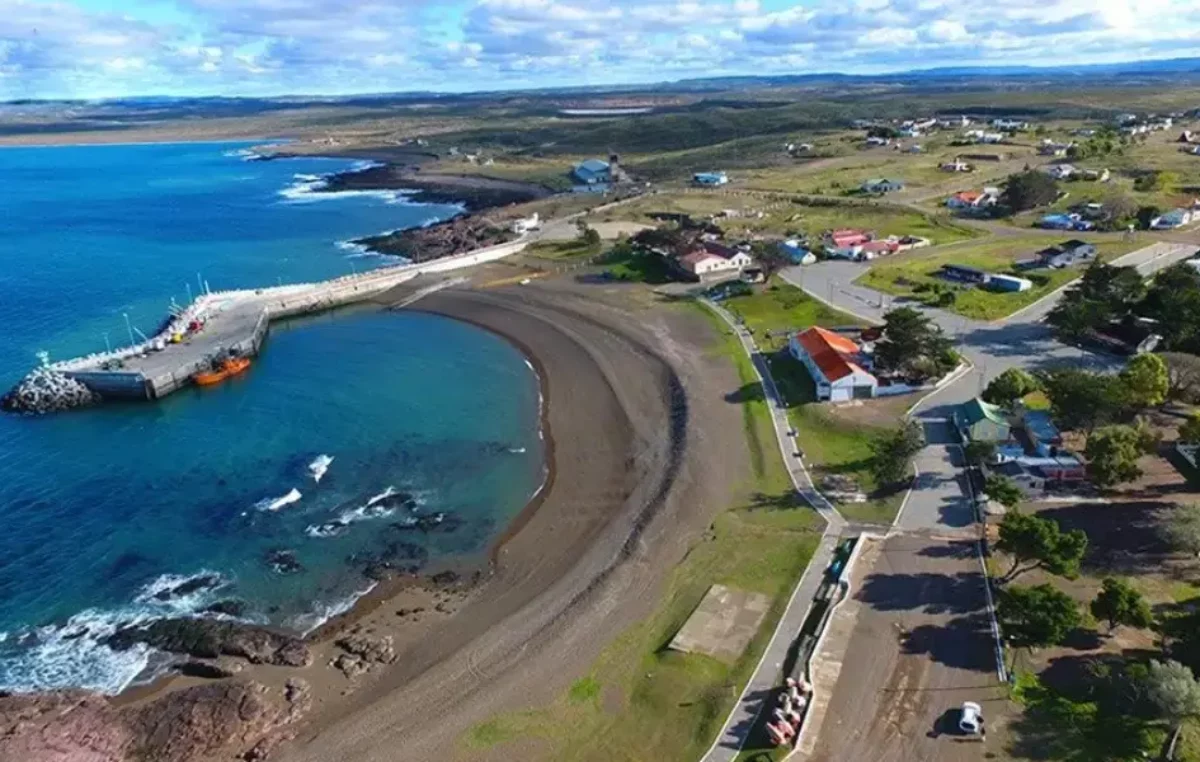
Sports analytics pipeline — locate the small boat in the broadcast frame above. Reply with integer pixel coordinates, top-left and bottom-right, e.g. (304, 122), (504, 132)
(193, 357), (251, 386)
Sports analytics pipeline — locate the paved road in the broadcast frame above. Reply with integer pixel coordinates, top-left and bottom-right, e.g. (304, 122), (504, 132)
(698, 299), (846, 762)
(804, 534), (1006, 762)
(780, 240), (1199, 531)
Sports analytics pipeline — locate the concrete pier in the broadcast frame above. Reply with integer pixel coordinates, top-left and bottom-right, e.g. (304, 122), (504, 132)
(15, 238), (528, 407)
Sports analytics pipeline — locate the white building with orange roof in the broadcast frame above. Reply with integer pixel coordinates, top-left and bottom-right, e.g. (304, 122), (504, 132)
(788, 327), (878, 402)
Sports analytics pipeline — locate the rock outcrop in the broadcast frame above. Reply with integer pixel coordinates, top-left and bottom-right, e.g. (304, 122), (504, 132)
(2, 369), (99, 414)
(105, 619), (312, 667)
(0, 680), (304, 762)
(354, 215), (515, 263)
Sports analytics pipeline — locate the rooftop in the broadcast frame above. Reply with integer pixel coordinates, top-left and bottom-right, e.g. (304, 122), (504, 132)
(795, 326), (867, 383)
(958, 397), (1009, 427)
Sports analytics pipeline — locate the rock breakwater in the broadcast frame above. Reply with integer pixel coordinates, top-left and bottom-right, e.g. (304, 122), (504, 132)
(2, 368), (98, 413)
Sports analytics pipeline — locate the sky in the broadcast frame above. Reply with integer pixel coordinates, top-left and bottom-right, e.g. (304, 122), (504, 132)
(3, 0), (1200, 99)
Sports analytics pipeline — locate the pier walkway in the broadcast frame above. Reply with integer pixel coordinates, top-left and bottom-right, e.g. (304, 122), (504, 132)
(40, 238), (529, 401)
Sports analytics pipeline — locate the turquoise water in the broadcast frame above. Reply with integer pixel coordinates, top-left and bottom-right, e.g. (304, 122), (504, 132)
(0, 143), (543, 693)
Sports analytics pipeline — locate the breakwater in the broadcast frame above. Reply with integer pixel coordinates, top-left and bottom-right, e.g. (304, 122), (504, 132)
(4, 238), (529, 413)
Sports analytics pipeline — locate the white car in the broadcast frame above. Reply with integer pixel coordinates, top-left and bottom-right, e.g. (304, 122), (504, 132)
(959, 701), (983, 734)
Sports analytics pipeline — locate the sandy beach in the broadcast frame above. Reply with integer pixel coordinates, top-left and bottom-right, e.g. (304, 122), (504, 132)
(254, 275), (749, 761)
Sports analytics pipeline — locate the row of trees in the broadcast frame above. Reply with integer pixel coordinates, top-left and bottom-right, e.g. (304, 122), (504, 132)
(1049, 261), (1200, 355)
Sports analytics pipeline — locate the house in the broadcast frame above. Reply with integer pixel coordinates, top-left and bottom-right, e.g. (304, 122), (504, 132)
(859, 240), (900, 258)
(572, 158), (612, 185)
(941, 157), (973, 173)
(1038, 213), (1093, 232)
(865, 136), (891, 147)
(989, 274), (1033, 292)
(826, 229), (872, 249)
(693, 171), (729, 186)
(990, 460), (1045, 494)
(741, 266), (766, 284)
(937, 116), (972, 128)
(1059, 239), (1098, 259)
(861, 178), (904, 194)
(1021, 410), (1062, 456)
(510, 213), (541, 234)
(1079, 168), (1111, 182)
(676, 242), (755, 279)
(993, 118), (1029, 131)
(1044, 164), (1076, 180)
(1033, 240), (1096, 268)
(779, 239), (816, 265)
(954, 398), (1012, 443)
(1152, 209), (1195, 229)
(940, 264), (990, 285)
(1039, 140), (1075, 157)
(789, 327), (878, 402)
(947, 189), (997, 210)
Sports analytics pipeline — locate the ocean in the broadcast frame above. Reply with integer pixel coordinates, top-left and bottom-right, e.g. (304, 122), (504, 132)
(0, 142), (544, 694)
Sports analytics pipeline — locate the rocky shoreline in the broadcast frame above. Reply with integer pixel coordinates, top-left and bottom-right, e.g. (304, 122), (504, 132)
(352, 213), (518, 262)
(319, 163), (550, 211)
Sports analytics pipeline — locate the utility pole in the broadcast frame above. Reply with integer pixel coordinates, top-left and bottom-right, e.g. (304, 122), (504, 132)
(123, 313), (135, 348)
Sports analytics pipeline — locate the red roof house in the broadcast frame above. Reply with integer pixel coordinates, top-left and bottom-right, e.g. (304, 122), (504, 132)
(788, 327), (878, 401)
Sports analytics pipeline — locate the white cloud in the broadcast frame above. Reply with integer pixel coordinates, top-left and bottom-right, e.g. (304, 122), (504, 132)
(0, 0), (1198, 97)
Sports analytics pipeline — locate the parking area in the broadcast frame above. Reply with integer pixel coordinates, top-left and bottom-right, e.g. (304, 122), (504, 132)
(804, 532), (1007, 762)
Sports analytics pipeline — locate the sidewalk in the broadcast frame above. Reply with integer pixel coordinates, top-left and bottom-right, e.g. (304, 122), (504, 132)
(699, 299), (846, 762)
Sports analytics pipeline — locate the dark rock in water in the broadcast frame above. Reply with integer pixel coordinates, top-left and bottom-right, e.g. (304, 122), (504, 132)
(175, 660), (237, 680)
(0, 680), (298, 762)
(430, 571), (460, 587)
(203, 600), (247, 618)
(108, 551), (154, 580)
(263, 549), (303, 575)
(390, 510), (461, 534)
(106, 619), (311, 667)
(152, 574), (223, 602)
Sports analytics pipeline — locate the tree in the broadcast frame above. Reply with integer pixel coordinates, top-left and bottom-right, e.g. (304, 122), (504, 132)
(1141, 267), (1200, 352)
(998, 583), (1082, 649)
(985, 474), (1024, 509)
(1180, 414), (1200, 445)
(1085, 425), (1149, 487)
(982, 368), (1041, 407)
(748, 241), (791, 282)
(873, 307), (957, 381)
(1161, 353), (1200, 403)
(996, 510), (1088, 582)
(1137, 205), (1162, 230)
(576, 223), (601, 248)
(1119, 353), (1169, 410)
(870, 420), (924, 487)
(1161, 503), (1200, 557)
(1090, 577), (1152, 633)
(1000, 170), (1060, 212)
(1037, 368), (1124, 433)
(1100, 190), (1138, 228)
(1141, 660), (1200, 751)
(1046, 263), (1145, 342)
(964, 440), (996, 466)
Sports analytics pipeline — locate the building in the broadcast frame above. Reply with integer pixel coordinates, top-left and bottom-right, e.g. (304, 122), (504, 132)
(1059, 239), (1098, 259)
(510, 213), (540, 234)
(572, 158), (612, 185)
(1038, 213), (1093, 232)
(1045, 164), (1076, 180)
(675, 242), (754, 279)
(937, 116), (972, 128)
(1021, 409), (1062, 456)
(693, 171), (729, 186)
(941, 157), (973, 172)
(861, 178), (905, 194)
(1152, 209), (1195, 229)
(989, 274), (1033, 292)
(954, 398), (1012, 443)
(859, 240), (900, 258)
(826, 229), (872, 249)
(779, 239), (816, 264)
(946, 189), (997, 210)
(993, 118), (1029, 131)
(788, 327), (877, 402)
(1039, 140), (1075, 157)
(1080, 168), (1111, 182)
(940, 264), (990, 285)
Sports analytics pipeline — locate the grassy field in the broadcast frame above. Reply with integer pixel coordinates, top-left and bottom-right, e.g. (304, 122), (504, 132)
(610, 191), (979, 246)
(720, 282), (863, 351)
(855, 237), (1139, 320)
(459, 300), (822, 762)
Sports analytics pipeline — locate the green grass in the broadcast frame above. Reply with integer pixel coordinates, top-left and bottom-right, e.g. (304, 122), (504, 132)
(855, 237), (1139, 320)
(458, 300), (821, 762)
(601, 247), (673, 284)
(720, 282), (863, 351)
(525, 239), (602, 261)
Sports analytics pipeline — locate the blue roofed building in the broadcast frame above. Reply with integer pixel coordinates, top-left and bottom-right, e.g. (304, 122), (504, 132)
(778, 239), (815, 264)
(572, 158), (612, 186)
(693, 171), (729, 186)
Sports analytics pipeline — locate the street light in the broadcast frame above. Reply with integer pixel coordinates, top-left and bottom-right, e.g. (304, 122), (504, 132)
(123, 313), (135, 348)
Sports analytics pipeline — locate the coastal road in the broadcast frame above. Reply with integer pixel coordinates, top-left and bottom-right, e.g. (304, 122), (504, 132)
(698, 298), (846, 762)
(781, 240), (1198, 532)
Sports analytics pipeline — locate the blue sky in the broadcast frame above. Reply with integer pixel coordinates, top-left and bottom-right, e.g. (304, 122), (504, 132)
(3, 0), (1200, 99)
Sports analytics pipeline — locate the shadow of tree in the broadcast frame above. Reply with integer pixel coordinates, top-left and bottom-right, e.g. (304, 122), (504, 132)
(857, 570), (985, 615)
(1036, 501), (1173, 575)
(901, 612), (995, 672)
(725, 383), (766, 405)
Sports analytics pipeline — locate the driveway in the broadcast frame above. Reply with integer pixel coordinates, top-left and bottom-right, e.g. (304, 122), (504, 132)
(804, 534), (1005, 762)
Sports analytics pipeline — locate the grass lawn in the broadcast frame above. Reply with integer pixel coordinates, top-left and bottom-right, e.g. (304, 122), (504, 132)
(720, 282), (863, 351)
(601, 246), (674, 284)
(523, 239), (602, 261)
(609, 191), (979, 246)
(855, 237), (1139, 320)
(459, 303), (823, 762)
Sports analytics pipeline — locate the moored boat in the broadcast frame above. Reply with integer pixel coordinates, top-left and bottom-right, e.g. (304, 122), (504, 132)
(193, 356), (251, 386)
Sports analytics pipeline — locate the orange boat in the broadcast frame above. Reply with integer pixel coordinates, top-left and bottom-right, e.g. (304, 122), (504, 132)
(193, 357), (251, 386)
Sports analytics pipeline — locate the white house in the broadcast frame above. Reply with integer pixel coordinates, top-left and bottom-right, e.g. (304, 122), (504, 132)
(511, 213), (541, 234)
(676, 243), (753, 278)
(947, 189), (998, 210)
(1045, 164), (1076, 180)
(941, 157), (972, 172)
(788, 327), (878, 402)
(993, 118), (1029, 131)
(1152, 209), (1196, 230)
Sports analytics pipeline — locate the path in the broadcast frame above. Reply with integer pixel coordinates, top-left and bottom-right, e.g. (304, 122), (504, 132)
(698, 298), (846, 762)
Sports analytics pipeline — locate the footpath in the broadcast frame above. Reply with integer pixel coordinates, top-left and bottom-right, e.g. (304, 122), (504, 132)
(699, 299), (846, 762)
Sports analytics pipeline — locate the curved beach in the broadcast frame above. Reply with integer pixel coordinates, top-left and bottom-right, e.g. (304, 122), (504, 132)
(278, 280), (750, 761)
